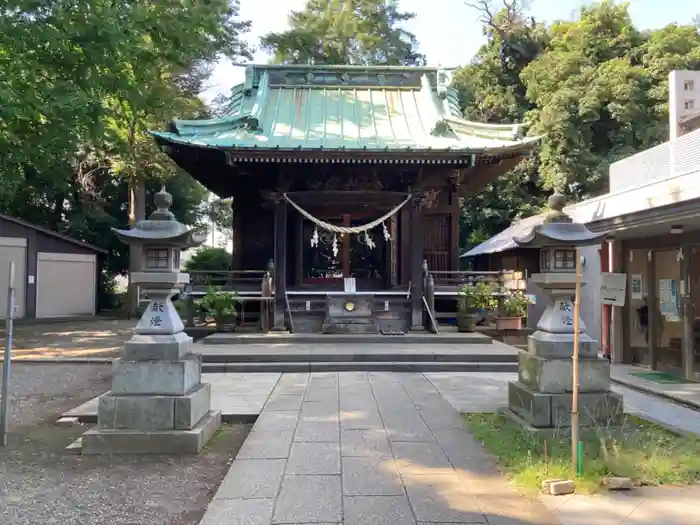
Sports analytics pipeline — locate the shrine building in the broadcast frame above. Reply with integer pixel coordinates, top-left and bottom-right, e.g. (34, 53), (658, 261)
(151, 64), (539, 333)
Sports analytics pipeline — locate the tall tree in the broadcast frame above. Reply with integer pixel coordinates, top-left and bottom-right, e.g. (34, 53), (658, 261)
(1, 0), (251, 308)
(521, 0), (658, 196)
(261, 0), (425, 65)
(454, 1), (550, 250)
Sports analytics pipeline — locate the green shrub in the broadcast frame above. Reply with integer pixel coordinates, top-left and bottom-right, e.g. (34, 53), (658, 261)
(502, 292), (529, 318)
(184, 247), (232, 272)
(458, 281), (492, 313)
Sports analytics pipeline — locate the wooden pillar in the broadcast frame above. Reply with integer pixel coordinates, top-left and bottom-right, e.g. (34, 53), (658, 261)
(410, 194), (425, 331)
(272, 198), (287, 331)
(342, 214), (351, 278)
(450, 189), (460, 270)
(647, 250), (658, 369)
(295, 214), (304, 287)
(449, 170), (464, 271)
(390, 215), (398, 287)
(680, 246), (694, 379)
(231, 198), (241, 270)
(609, 240), (623, 363)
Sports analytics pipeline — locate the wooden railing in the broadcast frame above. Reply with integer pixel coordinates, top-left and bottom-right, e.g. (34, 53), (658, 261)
(187, 269), (270, 292)
(180, 268), (273, 330)
(429, 269), (525, 292)
(420, 262), (526, 331)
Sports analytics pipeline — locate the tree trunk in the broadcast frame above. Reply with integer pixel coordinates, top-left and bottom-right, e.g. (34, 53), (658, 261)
(127, 178), (146, 316)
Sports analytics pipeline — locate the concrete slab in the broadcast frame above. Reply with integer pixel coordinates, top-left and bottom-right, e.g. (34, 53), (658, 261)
(344, 495), (416, 525)
(424, 371), (700, 438)
(214, 458), (286, 499)
(202, 331), (493, 345)
(195, 371), (563, 525)
(195, 341), (514, 362)
(80, 409), (221, 454)
(59, 372), (281, 423)
(273, 475), (342, 523)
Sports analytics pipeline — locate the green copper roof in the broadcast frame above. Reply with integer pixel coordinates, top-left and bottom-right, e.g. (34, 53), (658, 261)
(152, 65), (539, 155)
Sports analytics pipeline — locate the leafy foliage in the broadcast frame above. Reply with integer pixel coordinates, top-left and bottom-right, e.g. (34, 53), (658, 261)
(465, 413), (700, 493)
(185, 247), (233, 273)
(0, 0), (251, 305)
(458, 282), (493, 313)
(261, 0), (425, 65)
(455, 0), (700, 252)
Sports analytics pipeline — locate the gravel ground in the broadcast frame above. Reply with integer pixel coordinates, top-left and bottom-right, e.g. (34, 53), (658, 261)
(0, 363), (251, 525)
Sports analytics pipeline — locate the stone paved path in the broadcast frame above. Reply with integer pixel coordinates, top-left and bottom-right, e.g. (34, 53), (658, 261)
(199, 372), (559, 525)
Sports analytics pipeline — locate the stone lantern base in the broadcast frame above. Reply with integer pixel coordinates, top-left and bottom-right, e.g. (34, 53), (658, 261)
(506, 333), (623, 430)
(81, 331), (221, 455)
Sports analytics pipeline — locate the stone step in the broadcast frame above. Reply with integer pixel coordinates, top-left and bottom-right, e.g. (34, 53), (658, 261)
(199, 351), (517, 364)
(202, 332), (493, 345)
(201, 361), (518, 373)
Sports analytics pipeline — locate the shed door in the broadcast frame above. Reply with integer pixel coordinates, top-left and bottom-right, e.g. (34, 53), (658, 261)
(0, 237), (27, 319)
(36, 252), (96, 318)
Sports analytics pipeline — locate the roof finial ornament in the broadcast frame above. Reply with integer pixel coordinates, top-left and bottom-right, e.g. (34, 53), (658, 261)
(150, 185), (175, 222)
(544, 190), (570, 224)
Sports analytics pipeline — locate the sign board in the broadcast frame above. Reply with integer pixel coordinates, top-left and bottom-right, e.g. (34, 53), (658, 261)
(630, 274), (643, 300)
(659, 278), (679, 321)
(601, 273), (626, 306)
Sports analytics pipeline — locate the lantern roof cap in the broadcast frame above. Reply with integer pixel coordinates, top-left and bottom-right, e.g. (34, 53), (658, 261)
(513, 192), (606, 248)
(112, 186), (206, 248)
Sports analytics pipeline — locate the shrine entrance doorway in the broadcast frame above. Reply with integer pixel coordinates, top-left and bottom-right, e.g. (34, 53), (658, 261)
(287, 191), (406, 291)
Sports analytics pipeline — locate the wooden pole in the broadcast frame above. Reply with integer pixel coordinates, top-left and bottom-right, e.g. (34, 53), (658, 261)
(571, 248), (582, 474)
(1, 263), (16, 447)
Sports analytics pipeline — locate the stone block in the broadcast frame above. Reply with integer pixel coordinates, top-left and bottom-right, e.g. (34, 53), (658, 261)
(122, 331), (193, 361)
(174, 383), (211, 430)
(65, 437), (82, 454)
(111, 355), (201, 396)
(528, 331), (597, 358)
(550, 390), (623, 428)
(508, 381), (551, 428)
(508, 381), (624, 429)
(547, 480), (575, 495)
(81, 410), (221, 454)
(518, 351), (611, 394)
(56, 417), (80, 427)
(98, 394), (175, 430)
(135, 296), (185, 335)
(603, 477), (632, 490)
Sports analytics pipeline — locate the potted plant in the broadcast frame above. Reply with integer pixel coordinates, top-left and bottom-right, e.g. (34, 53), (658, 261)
(496, 292), (529, 330)
(457, 282), (491, 332)
(199, 286), (238, 331)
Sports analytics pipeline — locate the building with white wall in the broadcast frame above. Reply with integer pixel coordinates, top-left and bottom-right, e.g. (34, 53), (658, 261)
(463, 69), (700, 380)
(669, 70), (700, 141)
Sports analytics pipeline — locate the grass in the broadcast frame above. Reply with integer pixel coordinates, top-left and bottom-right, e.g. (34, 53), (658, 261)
(463, 413), (700, 493)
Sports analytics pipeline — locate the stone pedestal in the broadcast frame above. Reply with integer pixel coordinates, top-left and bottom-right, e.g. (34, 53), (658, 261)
(82, 290), (221, 454)
(505, 276), (623, 430)
(322, 294), (379, 334)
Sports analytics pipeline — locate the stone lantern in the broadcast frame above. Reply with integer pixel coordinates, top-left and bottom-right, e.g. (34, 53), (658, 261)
(82, 187), (221, 454)
(505, 192), (623, 430)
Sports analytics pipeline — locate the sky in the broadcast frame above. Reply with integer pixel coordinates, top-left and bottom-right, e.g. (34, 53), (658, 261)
(202, 0), (698, 102)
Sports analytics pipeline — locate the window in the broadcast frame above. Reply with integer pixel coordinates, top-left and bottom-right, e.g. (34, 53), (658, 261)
(554, 249), (576, 270)
(684, 99), (695, 110)
(145, 248), (169, 269)
(684, 80), (694, 91)
(540, 250), (551, 271)
(172, 250), (181, 270)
